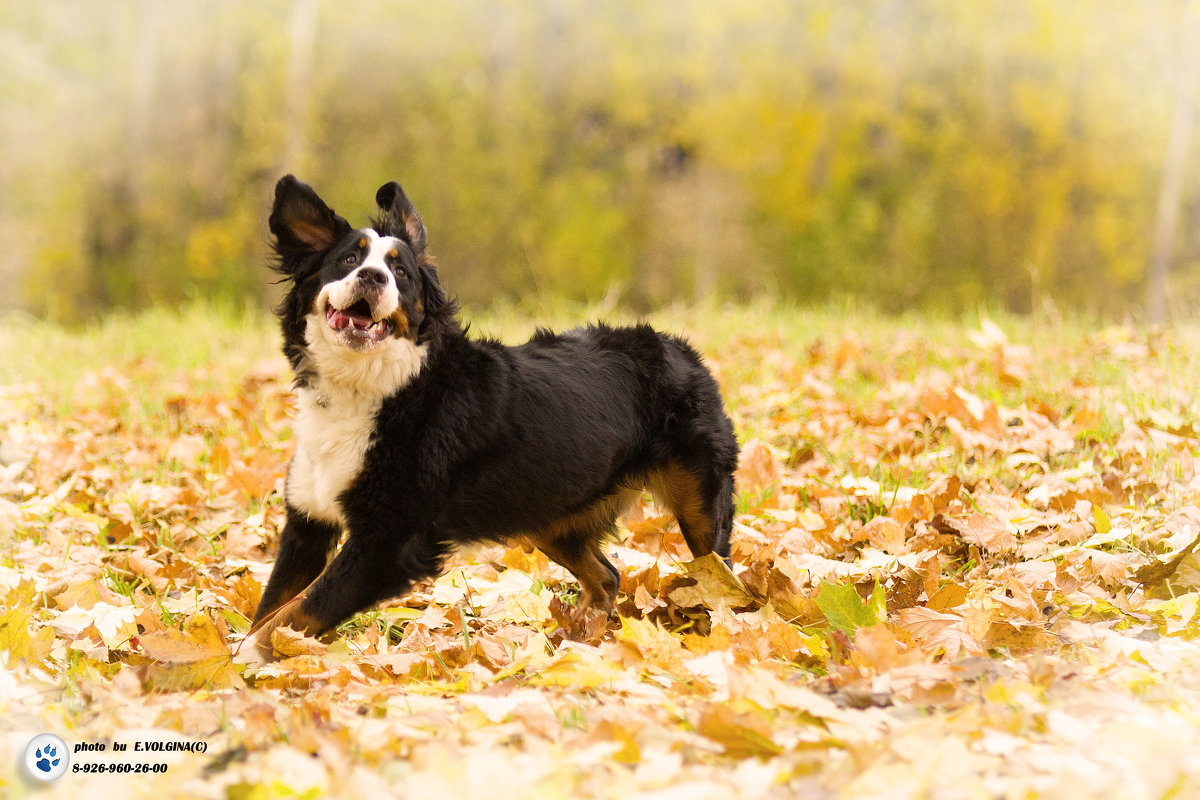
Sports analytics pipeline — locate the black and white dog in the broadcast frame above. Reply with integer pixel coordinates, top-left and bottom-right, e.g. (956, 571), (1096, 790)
(242, 175), (738, 662)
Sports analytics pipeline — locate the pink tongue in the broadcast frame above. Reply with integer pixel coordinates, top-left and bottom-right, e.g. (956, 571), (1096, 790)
(328, 310), (372, 331)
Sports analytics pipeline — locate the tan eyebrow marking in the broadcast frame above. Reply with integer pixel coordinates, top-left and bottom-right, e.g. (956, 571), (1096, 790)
(388, 248), (399, 259)
(358, 237), (369, 249)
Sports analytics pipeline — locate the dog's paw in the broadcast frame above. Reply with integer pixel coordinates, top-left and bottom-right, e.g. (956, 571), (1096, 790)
(232, 628), (271, 666)
(236, 597), (325, 665)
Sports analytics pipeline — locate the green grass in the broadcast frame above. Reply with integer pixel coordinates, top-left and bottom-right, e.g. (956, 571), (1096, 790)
(0, 300), (277, 419)
(3, 297), (1197, 456)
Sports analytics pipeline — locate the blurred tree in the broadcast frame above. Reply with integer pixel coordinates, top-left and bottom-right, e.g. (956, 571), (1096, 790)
(1, 0), (1195, 319)
(1148, 0), (1199, 325)
(282, 0), (316, 175)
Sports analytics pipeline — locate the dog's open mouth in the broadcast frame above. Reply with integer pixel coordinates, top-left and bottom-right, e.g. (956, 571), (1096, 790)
(325, 298), (394, 344)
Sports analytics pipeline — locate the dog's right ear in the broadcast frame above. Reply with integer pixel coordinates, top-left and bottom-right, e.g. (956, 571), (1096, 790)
(269, 175), (351, 266)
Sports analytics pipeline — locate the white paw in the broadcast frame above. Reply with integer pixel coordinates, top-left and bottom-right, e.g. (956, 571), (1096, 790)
(232, 629), (268, 666)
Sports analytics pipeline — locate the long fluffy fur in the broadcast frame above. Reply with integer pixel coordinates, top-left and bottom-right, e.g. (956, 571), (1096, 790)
(242, 175), (738, 663)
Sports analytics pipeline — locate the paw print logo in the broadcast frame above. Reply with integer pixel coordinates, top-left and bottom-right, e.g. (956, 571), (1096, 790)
(35, 744), (60, 772)
(24, 733), (69, 782)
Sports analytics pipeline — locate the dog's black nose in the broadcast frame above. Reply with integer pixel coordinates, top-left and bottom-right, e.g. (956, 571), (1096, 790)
(357, 267), (389, 287)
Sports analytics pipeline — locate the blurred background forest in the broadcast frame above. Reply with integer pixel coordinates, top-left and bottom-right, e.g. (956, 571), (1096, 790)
(2, 0), (1199, 320)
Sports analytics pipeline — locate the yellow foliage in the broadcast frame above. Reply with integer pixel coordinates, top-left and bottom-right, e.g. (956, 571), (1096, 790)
(4, 0), (1193, 315)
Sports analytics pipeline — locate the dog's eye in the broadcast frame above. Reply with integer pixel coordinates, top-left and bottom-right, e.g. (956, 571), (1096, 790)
(394, 267), (407, 280)
(343, 253), (357, 265)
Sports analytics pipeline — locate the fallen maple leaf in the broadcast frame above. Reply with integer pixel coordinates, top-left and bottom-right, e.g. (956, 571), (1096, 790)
(862, 516), (908, 554)
(849, 623), (923, 673)
(270, 625), (329, 658)
(530, 647), (624, 688)
(1136, 510), (1200, 586)
(815, 581), (886, 638)
(616, 616), (691, 675)
(894, 606), (980, 659)
(52, 602), (138, 650)
(696, 702), (782, 758)
(666, 553), (755, 610)
(0, 603), (53, 664)
(548, 595), (610, 643)
(139, 615), (242, 691)
(936, 513), (1018, 555)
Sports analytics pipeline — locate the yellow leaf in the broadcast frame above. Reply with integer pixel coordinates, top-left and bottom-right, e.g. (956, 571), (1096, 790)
(52, 578), (118, 610)
(139, 621), (242, 691)
(616, 616), (689, 674)
(1135, 526), (1200, 586)
(531, 649), (623, 689)
(696, 703), (782, 758)
(0, 604), (35, 662)
(271, 625), (328, 658)
(667, 553), (755, 610)
(1144, 593), (1199, 634)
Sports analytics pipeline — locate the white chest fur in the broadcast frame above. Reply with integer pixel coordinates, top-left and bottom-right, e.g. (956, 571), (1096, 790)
(284, 316), (429, 525)
(285, 387), (382, 525)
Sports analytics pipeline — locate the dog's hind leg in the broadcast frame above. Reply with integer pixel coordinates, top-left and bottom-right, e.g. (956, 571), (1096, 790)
(527, 491), (638, 613)
(538, 533), (621, 613)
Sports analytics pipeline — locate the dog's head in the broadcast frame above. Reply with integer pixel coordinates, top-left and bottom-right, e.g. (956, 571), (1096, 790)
(269, 176), (451, 390)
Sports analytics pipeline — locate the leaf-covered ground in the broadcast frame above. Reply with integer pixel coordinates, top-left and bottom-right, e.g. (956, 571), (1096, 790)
(2, 304), (1200, 799)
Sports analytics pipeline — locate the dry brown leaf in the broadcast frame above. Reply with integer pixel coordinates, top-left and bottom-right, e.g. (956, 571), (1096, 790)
(548, 595), (610, 643)
(895, 606), (981, 659)
(695, 702), (782, 758)
(666, 553), (755, 610)
(936, 513), (1018, 554)
(633, 583), (667, 615)
(863, 516), (908, 554)
(271, 625), (328, 659)
(735, 438), (781, 492)
(1135, 512), (1200, 585)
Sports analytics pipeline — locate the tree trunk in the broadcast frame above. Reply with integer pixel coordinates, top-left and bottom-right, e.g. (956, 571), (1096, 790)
(282, 0), (317, 174)
(1148, 1), (1200, 325)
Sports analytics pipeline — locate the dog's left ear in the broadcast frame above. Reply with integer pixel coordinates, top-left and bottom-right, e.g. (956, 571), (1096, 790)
(375, 181), (427, 254)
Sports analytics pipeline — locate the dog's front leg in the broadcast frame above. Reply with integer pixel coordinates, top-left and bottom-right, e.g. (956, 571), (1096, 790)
(252, 509), (342, 626)
(241, 519), (445, 663)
